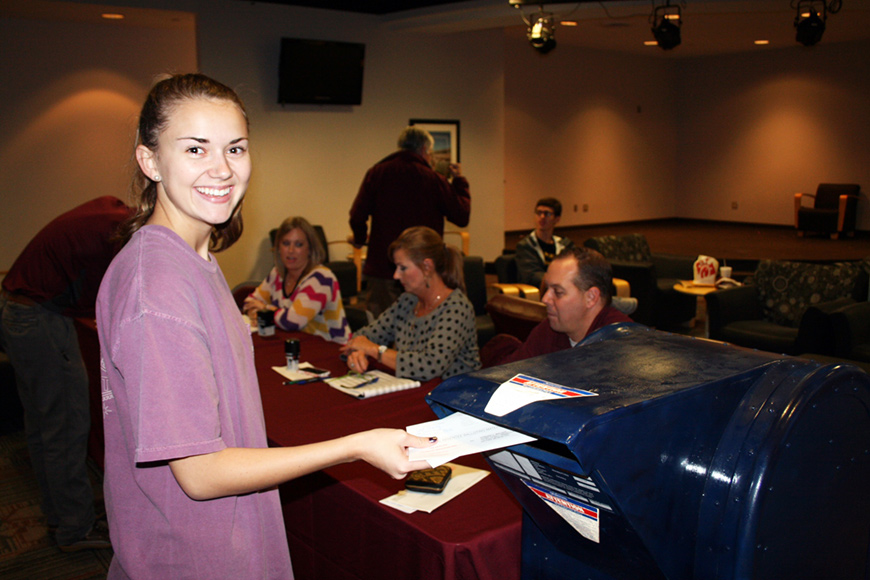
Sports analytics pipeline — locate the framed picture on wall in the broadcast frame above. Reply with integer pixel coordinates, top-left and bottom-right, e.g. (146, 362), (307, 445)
(409, 119), (460, 177)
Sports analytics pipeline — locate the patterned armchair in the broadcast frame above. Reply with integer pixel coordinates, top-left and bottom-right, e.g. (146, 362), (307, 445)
(706, 259), (870, 355)
(463, 256), (496, 347)
(583, 233), (696, 328)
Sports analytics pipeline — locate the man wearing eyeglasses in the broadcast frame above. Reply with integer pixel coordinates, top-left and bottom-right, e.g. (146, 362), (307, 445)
(515, 197), (575, 288)
(515, 198), (637, 316)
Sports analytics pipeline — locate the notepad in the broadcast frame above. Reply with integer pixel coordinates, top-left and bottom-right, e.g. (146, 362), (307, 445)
(325, 370), (421, 399)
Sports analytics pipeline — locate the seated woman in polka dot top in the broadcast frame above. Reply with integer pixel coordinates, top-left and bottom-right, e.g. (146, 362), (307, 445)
(340, 226), (480, 381)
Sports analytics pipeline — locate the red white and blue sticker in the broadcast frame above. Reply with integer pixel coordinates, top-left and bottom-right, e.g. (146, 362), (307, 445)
(523, 480), (600, 543)
(485, 374), (598, 416)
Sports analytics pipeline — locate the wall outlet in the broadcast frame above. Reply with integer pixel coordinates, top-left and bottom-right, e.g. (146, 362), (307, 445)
(731, 201), (739, 210)
(574, 204), (578, 212)
(583, 204), (589, 213)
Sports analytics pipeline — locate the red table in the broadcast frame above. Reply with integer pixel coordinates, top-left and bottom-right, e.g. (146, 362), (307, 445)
(253, 331), (522, 580)
(77, 319), (522, 580)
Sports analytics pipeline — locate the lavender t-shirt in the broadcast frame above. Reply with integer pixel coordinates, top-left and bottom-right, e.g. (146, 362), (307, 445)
(96, 226), (293, 579)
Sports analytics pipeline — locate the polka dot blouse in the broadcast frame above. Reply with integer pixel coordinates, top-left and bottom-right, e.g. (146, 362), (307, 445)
(355, 290), (481, 381)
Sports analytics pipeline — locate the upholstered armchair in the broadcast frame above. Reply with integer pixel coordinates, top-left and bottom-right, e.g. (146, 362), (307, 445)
(583, 233), (696, 328)
(480, 293), (547, 367)
(794, 183), (861, 239)
(706, 259), (869, 355)
(491, 252), (541, 300)
(484, 293), (547, 341)
(830, 301), (870, 363)
(463, 256), (496, 347)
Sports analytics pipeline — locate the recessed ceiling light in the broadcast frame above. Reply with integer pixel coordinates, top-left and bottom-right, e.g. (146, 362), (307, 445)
(101, 13), (124, 20)
(644, 40), (659, 46)
(754, 40), (770, 45)
(561, 20), (578, 27)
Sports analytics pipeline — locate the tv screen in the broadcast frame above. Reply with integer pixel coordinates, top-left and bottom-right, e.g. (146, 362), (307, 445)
(278, 38), (365, 105)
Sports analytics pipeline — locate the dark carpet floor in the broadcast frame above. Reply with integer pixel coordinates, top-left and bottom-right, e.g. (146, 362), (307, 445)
(0, 429), (111, 580)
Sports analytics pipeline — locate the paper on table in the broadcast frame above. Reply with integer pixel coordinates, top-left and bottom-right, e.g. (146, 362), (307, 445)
(379, 463), (490, 514)
(407, 412), (535, 467)
(272, 362), (329, 382)
(484, 373), (598, 417)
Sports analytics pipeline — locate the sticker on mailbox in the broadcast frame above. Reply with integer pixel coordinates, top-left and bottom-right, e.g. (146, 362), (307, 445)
(484, 374), (598, 416)
(524, 480), (600, 543)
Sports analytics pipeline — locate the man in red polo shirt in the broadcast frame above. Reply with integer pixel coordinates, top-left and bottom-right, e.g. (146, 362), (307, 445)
(487, 247), (634, 366)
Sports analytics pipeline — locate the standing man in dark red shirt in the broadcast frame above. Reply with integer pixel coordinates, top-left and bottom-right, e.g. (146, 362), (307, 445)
(350, 126), (471, 316)
(0, 196), (131, 552)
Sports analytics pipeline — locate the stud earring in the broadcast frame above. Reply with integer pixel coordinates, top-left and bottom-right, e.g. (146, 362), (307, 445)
(153, 175), (161, 182)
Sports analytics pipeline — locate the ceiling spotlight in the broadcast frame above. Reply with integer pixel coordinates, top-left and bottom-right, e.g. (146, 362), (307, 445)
(527, 10), (557, 54)
(794, 0), (827, 46)
(650, 1), (682, 50)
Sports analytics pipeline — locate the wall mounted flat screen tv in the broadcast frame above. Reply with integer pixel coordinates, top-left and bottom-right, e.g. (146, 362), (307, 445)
(278, 38), (365, 105)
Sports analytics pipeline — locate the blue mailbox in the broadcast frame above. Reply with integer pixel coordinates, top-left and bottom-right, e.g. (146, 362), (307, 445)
(426, 324), (870, 580)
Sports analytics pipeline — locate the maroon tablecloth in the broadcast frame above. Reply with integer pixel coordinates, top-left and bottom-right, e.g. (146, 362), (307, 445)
(77, 319), (522, 580)
(254, 330), (522, 580)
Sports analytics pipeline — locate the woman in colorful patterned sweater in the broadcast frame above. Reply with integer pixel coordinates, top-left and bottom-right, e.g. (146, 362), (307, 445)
(243, 216), (351, 344)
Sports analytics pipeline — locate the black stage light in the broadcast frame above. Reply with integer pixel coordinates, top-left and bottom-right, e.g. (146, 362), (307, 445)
(650, 2), (682, 50)
(528, 11), (557, 54)
(795, 1), (827, 46)
(652, 19), (681, 49)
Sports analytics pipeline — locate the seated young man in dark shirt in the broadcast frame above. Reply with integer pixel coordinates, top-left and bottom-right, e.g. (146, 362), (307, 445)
(514, 197), (635, 315)
(515, 197), (574, 289)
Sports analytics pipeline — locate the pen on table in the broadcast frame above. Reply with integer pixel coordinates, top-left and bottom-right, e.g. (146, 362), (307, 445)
(283, 377), (320, 386)
(349, 376), (379, 389)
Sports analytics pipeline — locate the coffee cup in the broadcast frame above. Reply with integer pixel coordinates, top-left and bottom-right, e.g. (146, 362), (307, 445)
(257, 310), (276, 337)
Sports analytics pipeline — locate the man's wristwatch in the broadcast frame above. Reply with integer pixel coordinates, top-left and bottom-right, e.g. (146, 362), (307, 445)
(377, 344), (388, 362)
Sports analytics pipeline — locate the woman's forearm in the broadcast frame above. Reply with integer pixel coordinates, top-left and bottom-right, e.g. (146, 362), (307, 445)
(169, 438), (356, 500)
(169, 429), (432, 501)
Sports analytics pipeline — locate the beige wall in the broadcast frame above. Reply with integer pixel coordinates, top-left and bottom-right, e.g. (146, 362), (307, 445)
(504, 25), (870, 234)
(2, 0), (505, 288)
(192, 1), (505, 286)
(504, 28), (678, 231)
(676, 41), (870, 227)
(0, 11), (197, 275)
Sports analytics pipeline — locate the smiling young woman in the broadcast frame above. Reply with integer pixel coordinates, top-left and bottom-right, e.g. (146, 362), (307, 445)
(95, 74), (433, 580)
(135, 97), (251, 258)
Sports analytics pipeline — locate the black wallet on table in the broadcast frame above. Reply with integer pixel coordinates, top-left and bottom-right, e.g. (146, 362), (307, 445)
(405, 466), (452, 493)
